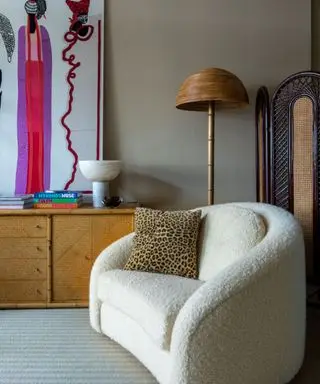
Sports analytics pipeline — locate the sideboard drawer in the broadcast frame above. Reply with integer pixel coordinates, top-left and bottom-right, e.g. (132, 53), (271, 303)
(0, 238), (47, 259)
(0, 217), (47, 238)
(0, 259), (47, 280)
(0, 280), (47, 302)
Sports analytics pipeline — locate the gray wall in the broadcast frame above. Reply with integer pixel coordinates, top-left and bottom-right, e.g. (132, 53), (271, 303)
(105, 0), (311, 209)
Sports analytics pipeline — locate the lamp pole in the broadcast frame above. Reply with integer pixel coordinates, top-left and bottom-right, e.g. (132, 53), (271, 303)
(208, 101), (215, 205)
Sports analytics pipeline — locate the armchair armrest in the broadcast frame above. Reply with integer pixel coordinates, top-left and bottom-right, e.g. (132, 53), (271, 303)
(169, 211), (306, 384)
(89, 232), (135, 332)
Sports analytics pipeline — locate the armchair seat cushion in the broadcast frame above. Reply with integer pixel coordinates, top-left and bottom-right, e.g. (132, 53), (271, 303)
(97, 269), (203, 350)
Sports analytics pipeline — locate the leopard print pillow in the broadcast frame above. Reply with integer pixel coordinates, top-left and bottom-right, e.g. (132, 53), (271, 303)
(124, 207), (202, 279)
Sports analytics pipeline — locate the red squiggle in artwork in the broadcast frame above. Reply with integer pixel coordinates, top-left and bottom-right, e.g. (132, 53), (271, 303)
(61, 27), (94, 189)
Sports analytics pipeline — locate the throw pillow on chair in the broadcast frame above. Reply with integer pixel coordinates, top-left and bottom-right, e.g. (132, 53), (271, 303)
(124, 207), (202, 279)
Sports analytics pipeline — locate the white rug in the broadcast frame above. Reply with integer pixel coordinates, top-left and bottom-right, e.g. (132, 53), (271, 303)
(0, 309), (157, 384)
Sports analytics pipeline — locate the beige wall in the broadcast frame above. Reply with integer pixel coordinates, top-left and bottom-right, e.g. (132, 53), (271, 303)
(312, 0), (320, 69)
(105, 0), (311, 209)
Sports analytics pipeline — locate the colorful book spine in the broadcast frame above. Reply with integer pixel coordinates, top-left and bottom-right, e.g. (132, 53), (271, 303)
(34, 192), (82, 199)
(34, 203), (80, 209)
(33, 198), (82, 204)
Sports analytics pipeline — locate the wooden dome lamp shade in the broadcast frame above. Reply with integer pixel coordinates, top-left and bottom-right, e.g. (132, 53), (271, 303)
(176, 68), (249, 204)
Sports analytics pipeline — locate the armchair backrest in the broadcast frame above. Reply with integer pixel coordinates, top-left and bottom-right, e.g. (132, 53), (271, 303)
(196, 204), (267, 281)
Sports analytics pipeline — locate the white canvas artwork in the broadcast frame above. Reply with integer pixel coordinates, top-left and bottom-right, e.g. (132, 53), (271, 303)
(0, 0), (104, 194)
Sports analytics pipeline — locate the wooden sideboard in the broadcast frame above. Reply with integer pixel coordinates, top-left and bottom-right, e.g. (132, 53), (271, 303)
(0, 206), (135, 308)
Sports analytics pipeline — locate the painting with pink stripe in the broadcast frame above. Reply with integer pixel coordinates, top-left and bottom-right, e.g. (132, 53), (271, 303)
(0, 0), (104, 196)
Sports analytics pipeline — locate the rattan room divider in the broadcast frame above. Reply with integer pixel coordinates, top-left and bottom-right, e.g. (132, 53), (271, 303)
(256, 71), (320, 281)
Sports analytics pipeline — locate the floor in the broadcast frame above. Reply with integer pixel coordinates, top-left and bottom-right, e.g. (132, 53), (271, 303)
(290, 307), (320, 383)
(0, 309), (157, 384)
(0, 307), (319, 384)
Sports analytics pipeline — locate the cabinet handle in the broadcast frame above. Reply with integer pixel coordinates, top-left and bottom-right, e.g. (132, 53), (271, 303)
(35, 224), (41, 229)
(36, 246), (41, 251)
(36, 289), (42, 295)
(36, 268), (41, 273)
(85, 256), (90, 261)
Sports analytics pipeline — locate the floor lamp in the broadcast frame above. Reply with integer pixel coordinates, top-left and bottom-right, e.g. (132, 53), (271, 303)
(176, 68), (249, 205)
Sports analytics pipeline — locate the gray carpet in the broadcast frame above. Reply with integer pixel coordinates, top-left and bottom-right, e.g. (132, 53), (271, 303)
(1, 308), (319, 384)
(0, 309), (157, 384)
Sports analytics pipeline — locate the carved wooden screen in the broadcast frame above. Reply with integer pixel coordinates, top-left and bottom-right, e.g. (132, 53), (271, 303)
(270, 71), (320, 280)
(255, 86), (270, 203)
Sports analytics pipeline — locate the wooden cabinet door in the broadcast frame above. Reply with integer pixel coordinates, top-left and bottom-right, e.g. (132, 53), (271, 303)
(51, 214), (134, 304)
(91, 214), (134, 261)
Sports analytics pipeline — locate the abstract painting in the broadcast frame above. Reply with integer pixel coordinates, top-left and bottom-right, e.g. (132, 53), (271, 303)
(0, 0), (104, 195)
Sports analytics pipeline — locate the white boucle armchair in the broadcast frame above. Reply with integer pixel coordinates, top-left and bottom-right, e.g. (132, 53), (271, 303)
(89, 202), (306, 384)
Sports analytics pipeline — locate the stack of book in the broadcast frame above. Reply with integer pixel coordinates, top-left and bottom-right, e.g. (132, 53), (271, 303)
(33, 191), (83, 209)
(0, 194), (34, 209)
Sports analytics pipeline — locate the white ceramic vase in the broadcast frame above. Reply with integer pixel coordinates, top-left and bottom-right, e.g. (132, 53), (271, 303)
(79, 160), (122, 208)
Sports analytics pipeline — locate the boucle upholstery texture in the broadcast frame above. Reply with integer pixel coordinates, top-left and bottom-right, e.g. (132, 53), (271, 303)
(100, 302), (170, 384)
(124, 207), (202, 278)
(90, 203), (306, 384)
(89, 232), (135, 333)
(97, 269), (203, 350)
(197, 205), (266, 280)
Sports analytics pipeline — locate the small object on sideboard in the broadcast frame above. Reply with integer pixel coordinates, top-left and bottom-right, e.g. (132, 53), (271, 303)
(33, 190), (83, 209)
(78, 160), (122, 208)
(102, 196), (123, 208)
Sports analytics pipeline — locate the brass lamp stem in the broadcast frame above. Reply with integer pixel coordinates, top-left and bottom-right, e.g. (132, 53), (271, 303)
(208, 102), (215, 205)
